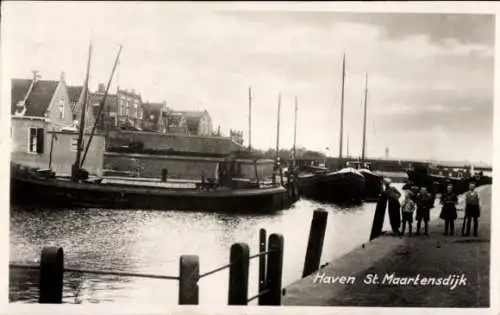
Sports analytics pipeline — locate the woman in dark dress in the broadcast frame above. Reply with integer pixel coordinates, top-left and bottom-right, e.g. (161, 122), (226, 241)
(440, 183), (458, 236)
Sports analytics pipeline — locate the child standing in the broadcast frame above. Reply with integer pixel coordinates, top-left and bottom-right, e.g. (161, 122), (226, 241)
(463, 182), (480, 236)
(401, 191), (416, 236)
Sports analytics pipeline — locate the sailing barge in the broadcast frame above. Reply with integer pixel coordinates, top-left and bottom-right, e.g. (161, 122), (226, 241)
(11, 163), (295, 212)
(10, 44), (298, 213)
(295, 54), (366, 205)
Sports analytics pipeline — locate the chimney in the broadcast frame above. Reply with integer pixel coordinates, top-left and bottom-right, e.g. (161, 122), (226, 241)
(98, 83), (105, 93)
(60, 71), (65, 82)
(32, 70), (41, 83)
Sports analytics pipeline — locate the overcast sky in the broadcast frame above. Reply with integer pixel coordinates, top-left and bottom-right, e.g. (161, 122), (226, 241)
(2, 2), (495, 164)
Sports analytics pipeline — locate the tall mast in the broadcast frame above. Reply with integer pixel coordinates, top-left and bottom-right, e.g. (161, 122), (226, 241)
(71, 43), (92, 181)
(346, 133), (349, 159)
(338, 53), (346, 167)
(81, 45), (123, 167)
(275, 93), (281, 161)
(361, 72), (368, 162)
(292, 95), (298, 168)
(248, 86), (252, 151)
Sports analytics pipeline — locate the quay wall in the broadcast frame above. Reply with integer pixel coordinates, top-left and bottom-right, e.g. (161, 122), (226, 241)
(103, 152), (275, 180)
(106, 130), (243, 155)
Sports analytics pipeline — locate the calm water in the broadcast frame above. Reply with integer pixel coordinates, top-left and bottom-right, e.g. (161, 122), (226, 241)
(9, 184), (405, 305)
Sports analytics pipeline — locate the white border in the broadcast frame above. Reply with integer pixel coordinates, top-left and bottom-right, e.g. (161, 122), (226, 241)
(1, 2), (498, 315)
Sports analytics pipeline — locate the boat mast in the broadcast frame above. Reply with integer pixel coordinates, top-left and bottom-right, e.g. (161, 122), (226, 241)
(248, 86), (252, 151)
(361, 72), (368, 163)
(292, 95), (298, 169)
(275, 92), (281, 161)
(81, 45), (123, 167)
(346, 133), (349, 159)
(71, 43), (92, 181)
(338, 53), (346, 168)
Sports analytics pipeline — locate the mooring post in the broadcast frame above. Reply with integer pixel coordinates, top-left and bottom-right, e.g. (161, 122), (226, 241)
(179, 255), (199, 305)
(261, 233), (284, 306)
(302, 209), (328, 278)
(369, 193), (387, 241)
(258, 228), (267, 305)
(228, 243), (250, 305)
(39, 246), (64, 303)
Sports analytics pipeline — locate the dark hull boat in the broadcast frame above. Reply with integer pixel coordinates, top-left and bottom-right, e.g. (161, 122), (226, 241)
(298, 167), (366, 205)
(407, 165), (492, 196)
(11, 166), (296, 213)
(358, 169), (383, 202)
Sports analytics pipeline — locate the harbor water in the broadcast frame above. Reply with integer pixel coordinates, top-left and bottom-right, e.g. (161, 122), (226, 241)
(10, 183), (415, 305)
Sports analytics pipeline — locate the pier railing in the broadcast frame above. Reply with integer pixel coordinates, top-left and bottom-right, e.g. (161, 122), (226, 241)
(9, 208), (346, 305)
(9, 229), (284, 305)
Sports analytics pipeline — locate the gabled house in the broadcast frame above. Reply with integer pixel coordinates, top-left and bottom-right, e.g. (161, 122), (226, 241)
(11, 72), (73, 155)
(11, 72), (106, 176)
(67, 85), (96, 132)
(173, 110), (213, 136)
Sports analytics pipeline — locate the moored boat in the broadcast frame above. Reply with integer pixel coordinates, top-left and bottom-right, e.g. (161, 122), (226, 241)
(298, 167), (365, 205)
(11, 163), (295, 212)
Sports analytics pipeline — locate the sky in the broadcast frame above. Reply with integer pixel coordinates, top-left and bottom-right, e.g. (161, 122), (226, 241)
(1, 2), (495, 164)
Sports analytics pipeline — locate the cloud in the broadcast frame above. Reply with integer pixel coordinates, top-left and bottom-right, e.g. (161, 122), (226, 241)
(2, 4), (494, 163)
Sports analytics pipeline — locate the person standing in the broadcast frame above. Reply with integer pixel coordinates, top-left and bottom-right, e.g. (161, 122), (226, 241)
(401, 191), (416, 236)
(384, 178), (402, 235)
(463, 182), (480, 236)
(415, 187), (433, 235)
(440, 183), (458, 236)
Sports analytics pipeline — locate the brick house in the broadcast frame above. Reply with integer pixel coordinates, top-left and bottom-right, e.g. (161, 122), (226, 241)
(11, 72), (105, 176)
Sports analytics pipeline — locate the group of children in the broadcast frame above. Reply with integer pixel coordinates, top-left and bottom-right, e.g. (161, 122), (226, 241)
(384, 179), (481, 237)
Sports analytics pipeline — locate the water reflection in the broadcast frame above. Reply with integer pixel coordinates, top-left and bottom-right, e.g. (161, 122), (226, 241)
(10, 184), (404, 304)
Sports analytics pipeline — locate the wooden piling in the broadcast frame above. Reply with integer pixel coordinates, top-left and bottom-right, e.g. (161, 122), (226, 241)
(228, 243), (250, 305)
(179, 255), (199, 305)
(258, 228), (267, 305)
(370, 193), (388, 241)
(39, 246), (64, 303)
(302, 209), (328, 278)
(261, 233), (284, 306)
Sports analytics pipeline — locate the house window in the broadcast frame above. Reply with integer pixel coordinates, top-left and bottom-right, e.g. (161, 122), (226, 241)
(70, 137), (79, 151)
(58, 100), (65, 120)
(28, 127), (44, 154)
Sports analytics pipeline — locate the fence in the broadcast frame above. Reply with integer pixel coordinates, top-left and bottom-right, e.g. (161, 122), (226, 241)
(9, 208), (338, 305)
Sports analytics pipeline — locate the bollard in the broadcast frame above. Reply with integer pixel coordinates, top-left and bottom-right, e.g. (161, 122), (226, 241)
(370, 193), (388, 241)
(179, 255), (199, 305)
(258, 228), (267, 305)
(39, 246), (64, 303)
(228, 243), (250, 305)
(261, 233), (284, 306)
(302, 209), (328, 278)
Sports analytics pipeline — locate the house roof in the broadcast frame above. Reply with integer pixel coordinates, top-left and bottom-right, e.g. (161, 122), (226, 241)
(11, 79), (59, 116)
(67, 85), (93, 116)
